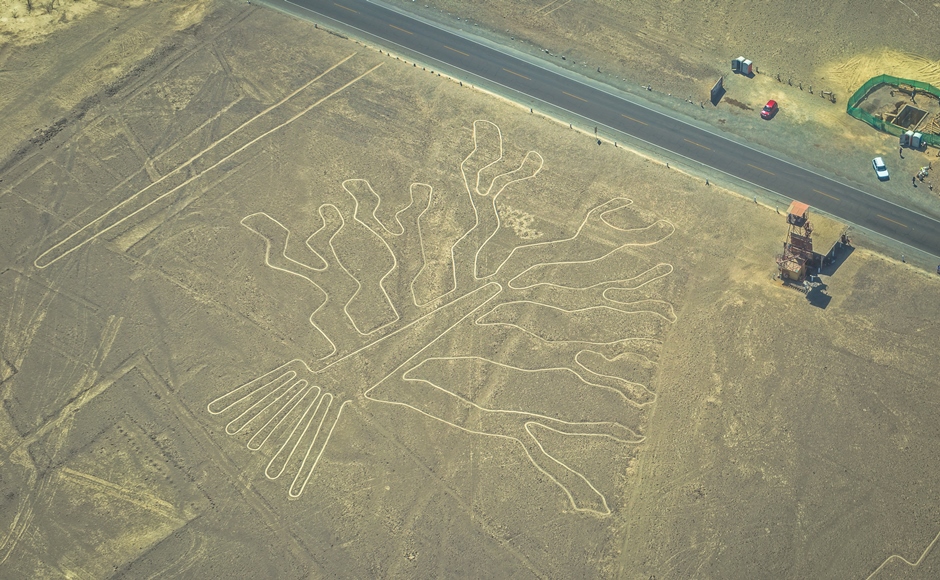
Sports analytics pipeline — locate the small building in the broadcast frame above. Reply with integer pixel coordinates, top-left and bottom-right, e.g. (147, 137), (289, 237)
(731, 56), (753, 75)
(776, 201), (847, 283)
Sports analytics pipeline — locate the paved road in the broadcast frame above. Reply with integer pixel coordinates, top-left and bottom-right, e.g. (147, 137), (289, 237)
(280, 0), (940, 257)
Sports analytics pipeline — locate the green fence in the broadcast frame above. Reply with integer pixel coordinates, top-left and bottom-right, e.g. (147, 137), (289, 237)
(846, 74), (940, 146)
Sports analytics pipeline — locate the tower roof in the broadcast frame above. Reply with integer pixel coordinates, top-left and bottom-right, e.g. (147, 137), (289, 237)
(787, 201), (810, 217)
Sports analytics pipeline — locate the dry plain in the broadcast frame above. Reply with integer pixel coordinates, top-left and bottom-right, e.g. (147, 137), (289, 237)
(1, 0), (940, 578)
(389, 0), (940, 217)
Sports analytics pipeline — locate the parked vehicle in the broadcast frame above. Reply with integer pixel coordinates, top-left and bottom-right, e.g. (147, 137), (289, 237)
(760, 100), (778, 120)
(872, 157), (890, 180)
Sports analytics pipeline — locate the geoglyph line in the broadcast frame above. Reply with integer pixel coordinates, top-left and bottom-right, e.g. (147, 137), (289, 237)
(476, 300), (676, 339)
(209, 120), (677, 513)
(341, 179), (440, 312)
(408, 355), (655, 408)
(208, 282), (503, 499)
(242, 204), (399, 345)
(242, 208), (342, 358)
(543, 0), (573, 16)
(34, 53), (371, 269)
(866, 529), (940, 579)
(533, 0), (563, 14)
(500, 198), (676, 286)
(374, 360), (644, 515)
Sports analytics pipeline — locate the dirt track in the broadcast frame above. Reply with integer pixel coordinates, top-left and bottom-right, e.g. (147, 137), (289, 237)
(1, 0), (940, 578)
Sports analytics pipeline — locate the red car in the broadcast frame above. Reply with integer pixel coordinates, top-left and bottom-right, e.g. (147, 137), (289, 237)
(761, 100), (778, 119)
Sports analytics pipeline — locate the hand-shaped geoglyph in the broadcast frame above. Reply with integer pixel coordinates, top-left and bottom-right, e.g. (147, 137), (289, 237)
(210, 120), (677, 515)
(208, 282), (502, 498)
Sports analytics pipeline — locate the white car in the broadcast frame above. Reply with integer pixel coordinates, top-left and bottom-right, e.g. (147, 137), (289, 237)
(872, 157), (889, 180)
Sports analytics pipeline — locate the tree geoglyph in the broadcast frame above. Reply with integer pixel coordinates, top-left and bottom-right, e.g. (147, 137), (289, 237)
(208, 120), (676, 516)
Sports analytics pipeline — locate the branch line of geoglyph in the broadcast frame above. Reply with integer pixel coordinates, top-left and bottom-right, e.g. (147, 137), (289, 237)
(469, 150), (544, 277)
(573, 347), (658, 406)
(498, 198), (676, 287)
(452, 121), (546, 287)
(242, 204), (397, 354)
(243, 179), (451, 346)
(342, 179), (442, 311)
(330, 182), (403, 335)
(405, 354), (655, 409)
(476, 300), (676, 338)
(33, 52), (373, 269)
(412, 182), (452, 307)
(377, 355), (648, 515)
(209, 120), (676, 513)
(368, 383), (634, 516)
(399, 355), (652, 421)
(866, 529), (940, 579)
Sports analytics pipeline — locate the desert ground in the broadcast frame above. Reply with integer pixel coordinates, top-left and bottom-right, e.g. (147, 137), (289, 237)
(387, 0), (940, 218)
(1, 0), (940, 578)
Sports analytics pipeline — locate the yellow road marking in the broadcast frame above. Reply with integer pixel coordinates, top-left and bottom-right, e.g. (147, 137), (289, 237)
(813, 188), (840, 201)
(683, 138), (711, 151)
(621, 114), (648, 126)
(877, 214), (908, 228)
(389, 24), (413, 35)
(503, 68), (531, 81)
(443, 45), (468, 56)
(334, 2), (357, 13)
(562, 91), (587, 103)
(747, 163), (775, 176)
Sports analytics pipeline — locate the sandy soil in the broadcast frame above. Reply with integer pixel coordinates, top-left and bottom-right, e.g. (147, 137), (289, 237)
(1, 0), (940, 578)
(384, 0), (940, 217)
(0, 0), (212, 160)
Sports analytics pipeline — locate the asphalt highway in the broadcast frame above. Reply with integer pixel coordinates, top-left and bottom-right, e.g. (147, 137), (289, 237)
(279, 0), (940, 257)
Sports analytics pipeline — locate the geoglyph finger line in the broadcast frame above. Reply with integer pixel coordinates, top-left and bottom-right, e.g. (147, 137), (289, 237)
(34, 54), (373, 269)
(222, 375), (308, 436)
(265, 391), (330, 482)
(286, 398), (350, 499)
(248, 384), (320, 452)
